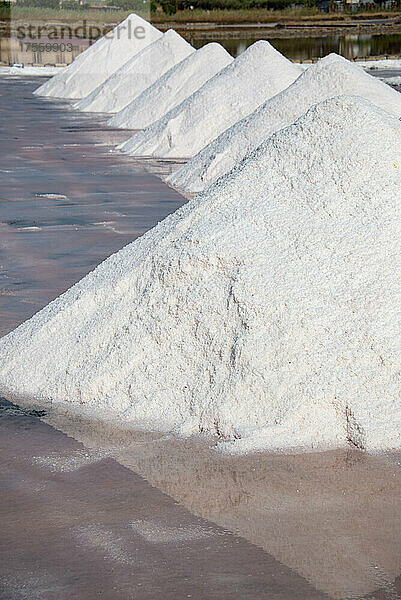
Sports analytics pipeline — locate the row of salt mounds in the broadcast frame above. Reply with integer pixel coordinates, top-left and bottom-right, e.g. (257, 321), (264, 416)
(34, 14), (161, 100)
(118, 40), (302, 158)
(75, 30), (194, 114)
(108, 43), (233, 130)
(168, 53), (401, 194)
(0, 96), (400, 454)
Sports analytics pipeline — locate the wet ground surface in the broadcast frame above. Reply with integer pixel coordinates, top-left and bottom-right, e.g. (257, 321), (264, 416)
(373, 68), (401, 80)
(1, 397), (400, 600)
(0, 76), (185, 337)
(0, 76), (400, 600)
(1, 397), (333, 600)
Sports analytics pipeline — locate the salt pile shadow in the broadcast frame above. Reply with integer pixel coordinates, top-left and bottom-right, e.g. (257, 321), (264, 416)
(0, 397), (331, 600)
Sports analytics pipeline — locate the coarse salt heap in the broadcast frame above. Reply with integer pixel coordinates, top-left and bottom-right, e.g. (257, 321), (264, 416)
(75, 30), (194, 114)
(0, 96), (400, 454)
(118, 40), (302, 158)
(34, 14), (162, 99)
(168, 53), (401, 194)
(107, 43), (233, 130)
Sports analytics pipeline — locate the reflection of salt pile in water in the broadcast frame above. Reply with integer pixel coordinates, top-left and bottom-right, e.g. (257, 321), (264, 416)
(56, 416), (400, 600)
(1, 96), (400, 454)
(34, 14), (162, 99)
(42, 407), (401, 600)
(107, 43), (233, 130)
(75, 30), (194, 114)
(168, 53), (401, 194)
(118, 41), (302, 158)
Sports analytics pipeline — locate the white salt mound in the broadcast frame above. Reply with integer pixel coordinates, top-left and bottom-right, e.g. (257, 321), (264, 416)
(107, 43), (233, 130)
(75, 30), (194, 114)
(34, 14), (161, 99)
(168, 53), (401, 194)
(0, 95), (400, 454)
(118, 40), (302, 158)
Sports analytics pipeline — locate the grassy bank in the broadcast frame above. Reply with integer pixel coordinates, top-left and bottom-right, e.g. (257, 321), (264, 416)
(152, 7), (401, 24)
(2, 5), (401, 25)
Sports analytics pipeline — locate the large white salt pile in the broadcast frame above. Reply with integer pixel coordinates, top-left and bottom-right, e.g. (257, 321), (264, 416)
(118, 40), (302, 158)
(168, 53), (401, 194)
(75, 30), (194, 114)
(107, 43), (233, 130)
(0, 95), (400, 454)
(34, 14), (162, 99)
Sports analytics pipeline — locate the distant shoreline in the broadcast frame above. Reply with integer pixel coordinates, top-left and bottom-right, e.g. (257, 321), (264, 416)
(2, 18), (401, 42)
(160, 21), (401, 40)
(1, 9), (400, 65)
(2, 5), (401, 32)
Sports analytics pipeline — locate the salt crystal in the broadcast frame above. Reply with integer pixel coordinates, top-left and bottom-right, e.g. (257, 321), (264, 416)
(34, 14), (162, 99)
(75, 30), (194, 114)
(118, 40), (302, 158)
(0, 95), (399, 454)
(168, 53), (401, 194)
(107, 43), (233, 130)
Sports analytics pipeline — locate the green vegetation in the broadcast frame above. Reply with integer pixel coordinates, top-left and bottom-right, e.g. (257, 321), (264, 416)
(1, 0), (400, 24)
(152, 6), (401, 22)
(155, 0), (401, 16)
(158, 0), (292, 13)
(0, 1), (10, 20)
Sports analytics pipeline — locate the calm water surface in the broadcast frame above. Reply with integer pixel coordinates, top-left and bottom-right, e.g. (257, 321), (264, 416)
(1, 27), (400, 64)
(0, 76), (184, 336)
(193, 32), (401, 59)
